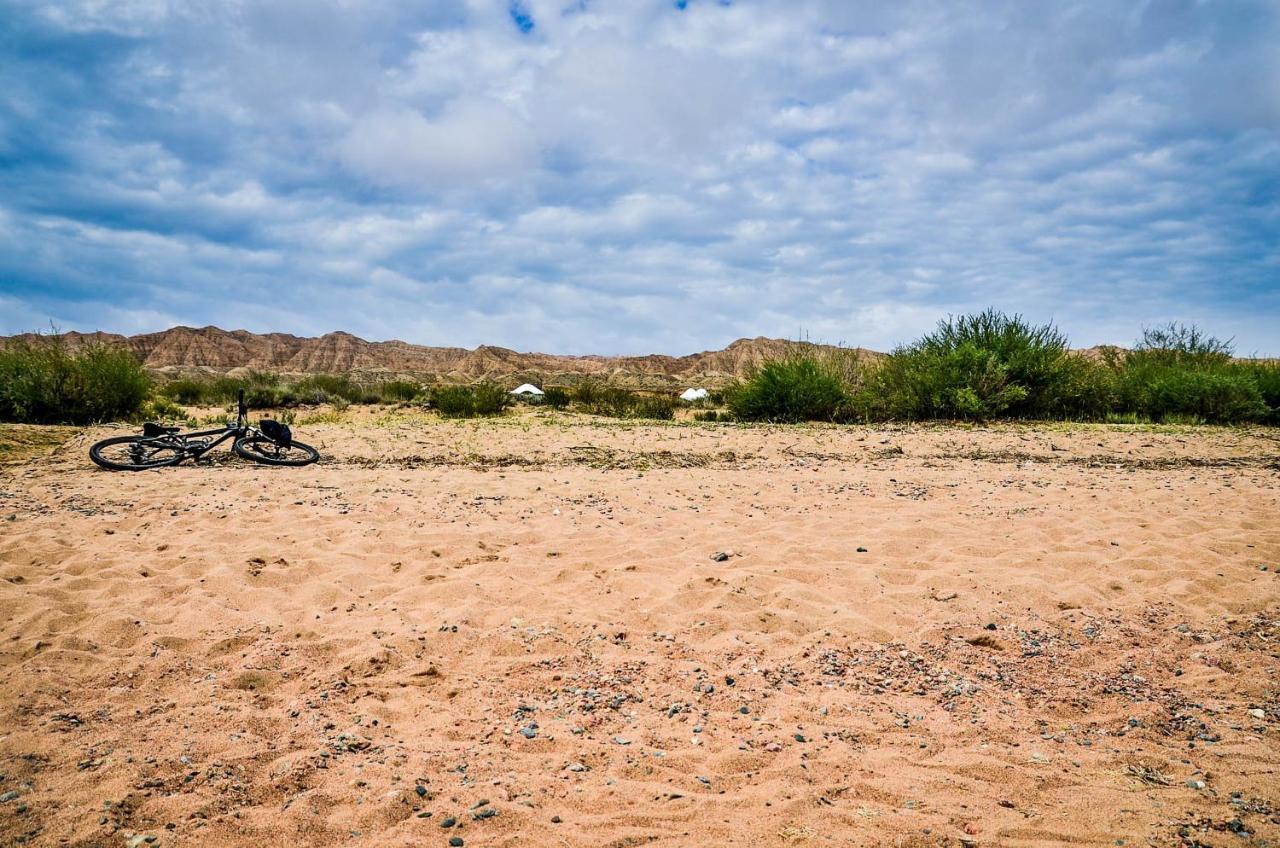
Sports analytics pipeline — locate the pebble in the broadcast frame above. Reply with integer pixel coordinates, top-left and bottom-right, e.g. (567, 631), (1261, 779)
(551, 815), (562, 824)
(793, 733), (806, 743)
(415, 785), (428, 798)
(440, 817), (457, 829)
(710, 551), (730, 562)
(1248, 708), (1265, 719)
(856, 547), (868, 553)
(449, 838), (464, 847)
(0, 790), (18, 803)
(1187, 779), (1206, 790)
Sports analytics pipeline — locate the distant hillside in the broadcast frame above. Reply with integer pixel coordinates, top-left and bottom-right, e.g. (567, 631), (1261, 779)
(1, 326), (878, 388)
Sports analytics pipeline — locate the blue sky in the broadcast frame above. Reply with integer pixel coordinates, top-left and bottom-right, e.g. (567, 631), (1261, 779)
(1, 0), (1277, 355)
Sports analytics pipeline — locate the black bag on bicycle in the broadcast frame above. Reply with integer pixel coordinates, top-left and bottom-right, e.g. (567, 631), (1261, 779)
(259, 419), (292, 448)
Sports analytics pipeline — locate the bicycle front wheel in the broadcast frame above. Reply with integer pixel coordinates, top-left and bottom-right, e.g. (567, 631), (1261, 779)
(90, 436), (185, 471)
(234, 436), (319, 467)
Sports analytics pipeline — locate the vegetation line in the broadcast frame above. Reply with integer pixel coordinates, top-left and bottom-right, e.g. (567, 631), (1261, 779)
(1, 311), (1277, 426)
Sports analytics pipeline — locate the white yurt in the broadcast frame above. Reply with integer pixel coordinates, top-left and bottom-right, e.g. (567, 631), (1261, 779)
(510, 383), (545, 397)
(679, 387), (710, 402)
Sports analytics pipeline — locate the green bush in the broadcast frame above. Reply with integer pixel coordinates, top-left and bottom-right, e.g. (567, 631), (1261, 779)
(543, 387), (571, 409)
(1236, 360), (1280, 424)
(428, 383), (511, 418)
(632, 395), (676, 420)
(1107, 325), (1268, 423)
(727, 353), (849, 422)
(472, 382), (512, 416)
(137, 395), (189, 423)
(0, 335), (151, 424)
(295, 374), (363, 405)
(693, 410), (721, 422)
(374, 380), (421, 403)
(856, 310), (1099, 421)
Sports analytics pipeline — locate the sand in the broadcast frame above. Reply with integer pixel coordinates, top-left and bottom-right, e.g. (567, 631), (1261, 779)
(1, 412), (1278, 847)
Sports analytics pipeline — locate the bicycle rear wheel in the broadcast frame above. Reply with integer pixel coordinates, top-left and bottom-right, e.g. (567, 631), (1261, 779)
(234, 436), (319, 466)
(90, 436), (185, 471)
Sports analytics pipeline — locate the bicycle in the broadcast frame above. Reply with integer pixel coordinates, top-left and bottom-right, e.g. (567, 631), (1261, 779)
(90, 390), (320, 471)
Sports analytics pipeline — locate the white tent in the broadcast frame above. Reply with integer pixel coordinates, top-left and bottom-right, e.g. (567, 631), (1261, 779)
(680, 388), (710, 402)
(510, 383), (545, 396)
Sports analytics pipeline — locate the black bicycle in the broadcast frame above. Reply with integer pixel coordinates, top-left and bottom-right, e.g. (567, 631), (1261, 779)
(90, 390), (320, 471)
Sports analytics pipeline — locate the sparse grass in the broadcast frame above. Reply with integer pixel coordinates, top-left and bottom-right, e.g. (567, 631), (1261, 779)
(0, 334), (150, 424)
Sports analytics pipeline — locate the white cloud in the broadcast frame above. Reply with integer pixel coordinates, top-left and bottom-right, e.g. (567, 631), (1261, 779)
(0, 0), (1276, 354)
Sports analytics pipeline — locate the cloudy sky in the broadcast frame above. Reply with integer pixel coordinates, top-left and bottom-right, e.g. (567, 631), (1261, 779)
(2, 0), (1278, 355)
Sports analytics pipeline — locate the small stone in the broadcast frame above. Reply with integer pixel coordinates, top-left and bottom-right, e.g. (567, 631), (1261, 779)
(551, 815), (562, 824)
(985, 623), (997, 631)
(0, 790), (19, 803)
(1187, 779), (1206, 790)
(1248, 708), (1265, 719)
(793, 733), (806, 743)
(856, 547), (868, 553)
(415, 785), (428, 798)
(440, 817), (457, 828)
(566, 762), (587, 772)
(710, 551), (730, 562)
(449, 838), (464, 847)
(520, 725), (538, 739)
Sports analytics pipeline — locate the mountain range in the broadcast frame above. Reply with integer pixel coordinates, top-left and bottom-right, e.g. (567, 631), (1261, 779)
(4, 326), (873, 388)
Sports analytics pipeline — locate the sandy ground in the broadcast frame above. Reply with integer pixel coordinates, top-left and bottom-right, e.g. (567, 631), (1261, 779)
(1, 411), (1278, 847)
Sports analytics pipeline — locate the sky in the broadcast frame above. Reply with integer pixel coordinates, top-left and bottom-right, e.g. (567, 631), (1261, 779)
(1, 0), (1278, 356)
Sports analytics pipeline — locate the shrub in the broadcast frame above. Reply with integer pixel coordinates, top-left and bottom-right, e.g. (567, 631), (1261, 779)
(857, 310), (1097, 421)
(0, 335), (150, 424)
(543, 387), (571, 409)
(428, 383), (511, 418)
(1236, 360), (1280, 424)
(374, 380), (421, 403)
(472, 382), (512, 416)
(136, 395), (188, 422)
(1109, 325), (1268, 423)
(693, 410), (721, 422)
(160, 378), (211, 405)
(727, 353), (849, 422)
(632, 395), (676, 420)
(571, 380), (606, 408)
(295, 374), (363, 405)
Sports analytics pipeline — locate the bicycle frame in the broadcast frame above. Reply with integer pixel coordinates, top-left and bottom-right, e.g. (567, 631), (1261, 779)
(134, 389), (260, 462)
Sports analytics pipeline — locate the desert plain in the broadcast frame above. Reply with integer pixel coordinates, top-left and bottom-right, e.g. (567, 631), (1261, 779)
(1, 412), (1278, 847)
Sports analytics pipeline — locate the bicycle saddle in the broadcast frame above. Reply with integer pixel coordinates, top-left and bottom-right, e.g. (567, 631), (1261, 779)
(143, 422), (180, 437)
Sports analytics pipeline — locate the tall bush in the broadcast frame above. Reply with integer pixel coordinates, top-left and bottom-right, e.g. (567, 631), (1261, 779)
(727, 352), (849, 422)
(1109, 325), (1267, 423)
(857, 310), (1101, 421)
(0, 335), (150, 424)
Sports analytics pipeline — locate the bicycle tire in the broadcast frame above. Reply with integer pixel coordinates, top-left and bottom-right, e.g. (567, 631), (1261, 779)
(233, 436), (320, 467)
(90, 435), (185, 471)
